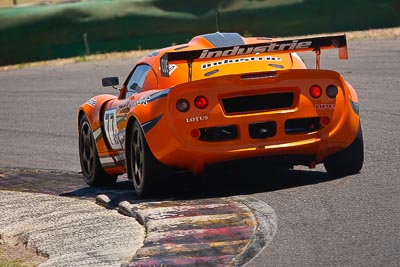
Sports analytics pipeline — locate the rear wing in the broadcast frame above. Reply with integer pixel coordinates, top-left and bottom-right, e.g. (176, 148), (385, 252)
(160, 34), (348, 77)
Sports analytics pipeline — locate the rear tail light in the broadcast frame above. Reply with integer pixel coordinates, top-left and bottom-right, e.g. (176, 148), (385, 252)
(326, 85), (338, 98)
(194, 96), (208, 109)
(309, 85), (322, 98)
(191, 129), (200, 138)
(176, 99), (190, 112)
(320, 116), (330, 126)
(176, 96), (209, 112)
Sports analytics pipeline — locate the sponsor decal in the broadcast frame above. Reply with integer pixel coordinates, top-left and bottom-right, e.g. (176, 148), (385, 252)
(186, 115), (209, 123)
(201, 56), (282, 70)
(315, 103), (335, 110)
(265, 56), (282, 61)
(167, 64), (178, 75)
(137, 95), (152, 106)
(137, 89), (170, 106)
(104, 109), (123, 149)
(199, 40), (312, 59)
(160, 63), (177, 76)
(85, 97), (96, 107)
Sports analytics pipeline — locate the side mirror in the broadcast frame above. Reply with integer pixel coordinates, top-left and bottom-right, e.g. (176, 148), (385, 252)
(102, 77), (119, 87)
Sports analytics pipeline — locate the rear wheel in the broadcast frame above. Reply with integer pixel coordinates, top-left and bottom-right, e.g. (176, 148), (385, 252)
(324, 122), (364, 177)
(128, 120), (170, 197)
(79, 115), (117, 186)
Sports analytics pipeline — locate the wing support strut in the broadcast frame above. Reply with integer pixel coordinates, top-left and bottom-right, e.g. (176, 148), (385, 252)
(315, 48), (321, 70)
(188, 59), (193, 82)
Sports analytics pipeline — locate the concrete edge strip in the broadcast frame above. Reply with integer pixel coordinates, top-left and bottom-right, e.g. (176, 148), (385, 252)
(96, 195), (146, 226)
(230, 196), (278, 267)
(118, 200), (146, 225)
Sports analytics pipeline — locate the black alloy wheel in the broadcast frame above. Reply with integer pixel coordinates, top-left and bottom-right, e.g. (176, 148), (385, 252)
(79, 115), (117, 186)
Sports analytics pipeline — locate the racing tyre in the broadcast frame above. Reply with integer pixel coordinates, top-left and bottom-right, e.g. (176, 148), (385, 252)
(324, 122), (364, 177)
(128, 121), (168, 197)
(79, 115), (117, 186)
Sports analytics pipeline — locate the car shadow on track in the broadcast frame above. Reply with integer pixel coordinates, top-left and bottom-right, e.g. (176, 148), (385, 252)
(0, 165), (343, 206)
(62, 161), (342, 206)
(170, 164), (335, 199)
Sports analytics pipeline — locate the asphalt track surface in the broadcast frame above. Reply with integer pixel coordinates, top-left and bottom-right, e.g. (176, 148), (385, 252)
(0, 36), (400, 266)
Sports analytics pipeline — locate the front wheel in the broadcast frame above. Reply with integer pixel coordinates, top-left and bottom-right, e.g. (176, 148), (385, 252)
(324, 122), (364, 177)
(127, 120), (170, 197)
(79, 115), (117, 186)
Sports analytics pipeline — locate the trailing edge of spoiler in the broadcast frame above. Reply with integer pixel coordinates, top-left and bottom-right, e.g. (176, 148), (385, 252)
(160, 34), (348, 77)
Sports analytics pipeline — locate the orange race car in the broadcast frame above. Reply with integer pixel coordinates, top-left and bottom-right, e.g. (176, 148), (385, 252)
(78, 32), (364, 196)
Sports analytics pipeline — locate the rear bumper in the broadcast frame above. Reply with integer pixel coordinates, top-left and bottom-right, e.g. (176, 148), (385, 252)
(148, 108), (359, 175)
(165, 137), (324, 175)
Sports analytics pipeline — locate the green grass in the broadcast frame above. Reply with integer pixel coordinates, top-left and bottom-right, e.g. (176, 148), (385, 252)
(0, 0), (70, 8)
(0, 0), (399, 66)
(0, 253), (28, 267)
(74, 55), (87, 63)
(0, 245), (46, 267)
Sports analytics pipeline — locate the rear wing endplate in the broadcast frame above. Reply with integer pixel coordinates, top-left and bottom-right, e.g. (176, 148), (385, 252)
(160, 34), (348, 77)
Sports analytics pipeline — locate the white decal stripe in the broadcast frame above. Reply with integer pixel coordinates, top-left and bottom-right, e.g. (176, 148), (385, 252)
(115, 153), (126, 161)
(100, 157), (115, 165)
(93, 127), (102, 140)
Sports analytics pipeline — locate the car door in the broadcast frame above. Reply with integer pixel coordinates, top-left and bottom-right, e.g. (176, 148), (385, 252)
(102, 64), (154, 151)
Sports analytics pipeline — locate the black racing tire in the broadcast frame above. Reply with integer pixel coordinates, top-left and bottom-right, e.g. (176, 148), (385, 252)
(79, 115), (117, 186)
(324, 122), (364, 177)
(127, 120), (169, 197)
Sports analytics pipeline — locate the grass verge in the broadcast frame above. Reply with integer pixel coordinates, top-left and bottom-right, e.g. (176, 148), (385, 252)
(0, 26), (399, 71)
(0, 241), (47, 267)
